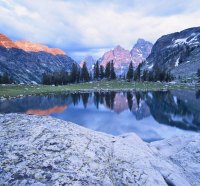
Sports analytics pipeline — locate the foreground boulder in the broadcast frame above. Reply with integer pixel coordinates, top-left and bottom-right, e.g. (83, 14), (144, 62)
(0, 114), (199, 185)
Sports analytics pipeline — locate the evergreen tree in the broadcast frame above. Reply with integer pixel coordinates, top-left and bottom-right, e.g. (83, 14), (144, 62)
(81, 62), (90, 82)
(42, 73), (49, 85)
(126, 62), (133, 81)
(110, 61), (116, 80)
(148, 71), (154, 82)
(99, 65), (104, 80)
(75, 68), (81, 83)
(0, 73), (13, 84)
(105, 62), (111, 79)
(142, 70), (148, 81)
(42, 71), (71, 85)
(134, 64), (141, 81)
(94, 61), (100, 80)
(70, 63), (79, 83)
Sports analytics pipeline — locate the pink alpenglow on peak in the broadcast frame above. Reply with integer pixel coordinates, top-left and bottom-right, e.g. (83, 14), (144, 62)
(0, 33), (66, 55)
(15, 40), (65, 55)
(99, 39), (153, 75)
(100, 45), (132, 69)
(0, 34), (19, 49)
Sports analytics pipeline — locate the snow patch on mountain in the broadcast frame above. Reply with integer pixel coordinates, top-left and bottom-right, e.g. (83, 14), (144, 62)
(175, 57), (180, 67)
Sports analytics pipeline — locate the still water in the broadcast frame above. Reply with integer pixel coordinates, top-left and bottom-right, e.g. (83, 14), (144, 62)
(0, 90), (200, 142)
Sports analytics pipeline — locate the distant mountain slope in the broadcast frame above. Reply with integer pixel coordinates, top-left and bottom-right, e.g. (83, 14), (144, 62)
(99, 39), (153, 75)
(0, 34), (77, 83)
(79, 55), (95, 71)
(144, 27), (200, 78)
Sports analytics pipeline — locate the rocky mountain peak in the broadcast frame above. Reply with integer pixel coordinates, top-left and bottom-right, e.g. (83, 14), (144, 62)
(0, 33), (19, 49)
(135, 38), (147, 45)
(100, 45), (131, 72)
(114, 45), (124, 51)
(15, 40), (65, 55)
(132, 38), (153, 59)
(99, 39), (153, 75)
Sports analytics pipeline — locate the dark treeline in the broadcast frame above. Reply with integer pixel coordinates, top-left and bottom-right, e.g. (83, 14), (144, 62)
(93, 60), (116, 80)
(126, 62), (174, 82)
(0, 73), (13, 84)
(42, 60), (117, 85)
(42, 60), (174, 85)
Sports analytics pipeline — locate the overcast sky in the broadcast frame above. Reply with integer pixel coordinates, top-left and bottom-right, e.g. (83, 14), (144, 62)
(0, 0), (200, 61)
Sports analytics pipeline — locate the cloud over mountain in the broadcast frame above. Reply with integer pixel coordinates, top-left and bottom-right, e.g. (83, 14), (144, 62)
(0, 0), (200, 60)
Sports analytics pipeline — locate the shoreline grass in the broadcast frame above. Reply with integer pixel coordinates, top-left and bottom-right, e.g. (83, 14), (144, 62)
(0, 80), (199, 98)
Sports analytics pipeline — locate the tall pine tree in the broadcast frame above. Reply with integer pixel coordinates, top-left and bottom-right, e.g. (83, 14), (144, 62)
(70, 63), (78, 83)
(110, 61), (116, 80)
(99, 65), (104, 80)
(134, 63), (141, 81)
(81, 62), (90, 82)
(126, 61), (133, 81)
(94, 61), (100, 80)
(105, 62), (111, 79)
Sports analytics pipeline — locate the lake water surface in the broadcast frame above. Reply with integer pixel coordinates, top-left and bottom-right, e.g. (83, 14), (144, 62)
(1, 90), (200, 142)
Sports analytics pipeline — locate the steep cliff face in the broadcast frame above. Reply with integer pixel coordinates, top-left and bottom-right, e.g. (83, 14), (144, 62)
(0, 34), (77, 83)
(144, 27), (200, 78)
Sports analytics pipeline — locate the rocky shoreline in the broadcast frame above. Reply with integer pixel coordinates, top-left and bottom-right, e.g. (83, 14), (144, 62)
(0, 114), (200, 185)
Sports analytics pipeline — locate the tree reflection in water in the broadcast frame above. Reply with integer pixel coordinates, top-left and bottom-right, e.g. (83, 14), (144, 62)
(0, 90), (200, 132)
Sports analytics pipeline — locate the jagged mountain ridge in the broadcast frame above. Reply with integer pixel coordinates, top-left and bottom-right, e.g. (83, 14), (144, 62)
(98, 39), (153, 75)
(15, 40), (65, 55)
(0, 34), (19, 49)
(131, 39), (153, 66)
(144, 27), (200, 78)
(0, 34), (77, 83)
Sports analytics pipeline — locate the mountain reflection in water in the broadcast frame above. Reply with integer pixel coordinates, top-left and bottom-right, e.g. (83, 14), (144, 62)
(26, 105), (67, 115)
(0, 90), (200, 142)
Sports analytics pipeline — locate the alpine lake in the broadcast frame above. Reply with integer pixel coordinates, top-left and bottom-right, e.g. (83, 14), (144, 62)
(1, 89), (200, 142)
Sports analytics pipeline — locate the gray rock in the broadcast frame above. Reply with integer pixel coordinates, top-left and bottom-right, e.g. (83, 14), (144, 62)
(0, 114), (199, 185)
